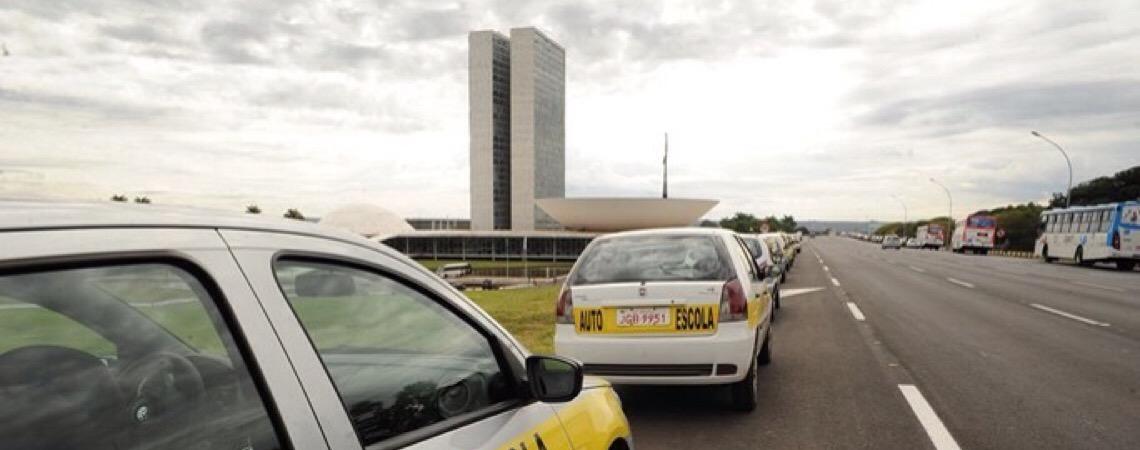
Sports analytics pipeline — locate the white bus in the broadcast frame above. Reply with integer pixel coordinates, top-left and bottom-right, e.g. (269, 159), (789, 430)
(915, 224), (945, 250)
(1035, 201), (1140, 270)
(951, 214), (997, 254)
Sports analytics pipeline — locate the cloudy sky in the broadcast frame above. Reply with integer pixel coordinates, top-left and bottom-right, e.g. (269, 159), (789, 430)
(1, 0), (1138, 222)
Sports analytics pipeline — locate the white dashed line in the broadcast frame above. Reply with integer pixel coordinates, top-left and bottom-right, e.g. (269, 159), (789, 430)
(1030, 303), (1110, 327)
(899, 385), (962, 450)
(823, 265), (830, 272)
(909, 266), (926, 273)
(1071, 281), (1125, 293)
(830, 277), (841, 287)
(845, 302), (865, 321)
(946, 277), (974, 289)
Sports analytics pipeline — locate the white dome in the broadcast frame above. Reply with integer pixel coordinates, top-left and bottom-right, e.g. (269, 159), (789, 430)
(319, 204), (413, 238)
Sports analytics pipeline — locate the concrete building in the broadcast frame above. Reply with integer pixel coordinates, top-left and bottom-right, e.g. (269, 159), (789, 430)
(469, 27), (565, 231)
(469, 30), (513, 231)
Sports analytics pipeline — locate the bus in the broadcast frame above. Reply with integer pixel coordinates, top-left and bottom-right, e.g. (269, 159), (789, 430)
(915, 224), (945, 250)
(1035, 201), (1140, 270)
(951, 213), (997, 254)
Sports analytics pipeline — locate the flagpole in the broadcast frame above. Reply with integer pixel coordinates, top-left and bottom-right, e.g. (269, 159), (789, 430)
(663, 133), (669, 199)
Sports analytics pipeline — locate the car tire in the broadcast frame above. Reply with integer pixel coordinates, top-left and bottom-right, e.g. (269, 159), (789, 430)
(757, 333), (772, 366)
(1116, 261), (1136, 271)
(730, 361), (758, 412)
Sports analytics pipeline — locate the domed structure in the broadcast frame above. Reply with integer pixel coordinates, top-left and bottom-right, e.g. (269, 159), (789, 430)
(319, 204), (413, 238)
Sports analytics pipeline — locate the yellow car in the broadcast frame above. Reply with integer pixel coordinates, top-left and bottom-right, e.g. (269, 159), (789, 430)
(0, 202), (632, 450)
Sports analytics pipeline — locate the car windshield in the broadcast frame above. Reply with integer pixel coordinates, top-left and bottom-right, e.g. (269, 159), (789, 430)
(571, 235), (733, 285)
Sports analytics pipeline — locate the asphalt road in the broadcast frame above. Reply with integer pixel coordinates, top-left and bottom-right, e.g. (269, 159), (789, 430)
(620, 236), (1140, 449)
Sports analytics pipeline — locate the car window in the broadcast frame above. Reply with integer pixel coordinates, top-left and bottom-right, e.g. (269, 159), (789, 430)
(273, 259), (515, 447)
(0, 263), (282, 450)
(570, 234), (734, 285)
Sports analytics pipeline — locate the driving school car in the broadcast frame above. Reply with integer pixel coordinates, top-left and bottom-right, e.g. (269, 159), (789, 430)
(554, 228), (774, 411)
(0, 202), (631, 450)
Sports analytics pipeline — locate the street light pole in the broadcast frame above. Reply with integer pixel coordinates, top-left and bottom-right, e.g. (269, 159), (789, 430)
(891, 195), (908, 239)
(1031, 131), (1072, 208)
(929, 177), (953, 249)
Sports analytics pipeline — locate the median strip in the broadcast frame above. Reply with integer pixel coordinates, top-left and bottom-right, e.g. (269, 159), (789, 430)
(899, 384), (962, 450)
(946, 277), (974, 289)
(1030, 303), (1111, 327)
(845, 302), (865, 321)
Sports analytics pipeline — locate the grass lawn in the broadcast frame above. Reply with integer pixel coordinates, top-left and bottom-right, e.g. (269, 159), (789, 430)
(416, 259), (575, 271)
(465, 285), (560, 354)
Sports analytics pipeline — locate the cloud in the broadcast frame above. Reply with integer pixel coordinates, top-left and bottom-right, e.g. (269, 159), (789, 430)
(1, 0), (1139, 221)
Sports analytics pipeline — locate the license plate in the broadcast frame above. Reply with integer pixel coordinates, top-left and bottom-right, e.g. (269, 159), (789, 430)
(616, 307), (670, 327)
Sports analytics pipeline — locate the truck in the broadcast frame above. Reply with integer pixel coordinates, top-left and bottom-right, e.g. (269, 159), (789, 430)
(915, 224), (945, 250)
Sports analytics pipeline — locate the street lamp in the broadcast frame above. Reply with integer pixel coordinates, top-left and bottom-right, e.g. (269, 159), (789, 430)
(891, 195), (908, 239)
(929, 177), (953, 249)
(1031, 131), (1072, 208)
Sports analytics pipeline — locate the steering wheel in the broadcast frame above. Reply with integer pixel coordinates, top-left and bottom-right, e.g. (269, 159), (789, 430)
(118, 351), (206, 427)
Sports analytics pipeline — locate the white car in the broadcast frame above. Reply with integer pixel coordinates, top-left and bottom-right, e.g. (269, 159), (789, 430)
(0, 202), (632, 450)
(554, 228), (774, 411)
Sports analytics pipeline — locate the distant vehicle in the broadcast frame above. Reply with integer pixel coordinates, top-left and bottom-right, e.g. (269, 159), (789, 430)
(915, 224), (945, 250)
(762, 234), (790, 283)
(436, 261), (472, 278)
(741, 234), (783, 313)
(555, 228), (775, 411)
(871, 235), (884, 243)
(1035, 201), (1140, 270)
(951, 214), (997, 254)
(760, 233), (795, 271)
(881, 235), (902, 250)
(905, 237), (921, 248)
(0, 202), (632, 450)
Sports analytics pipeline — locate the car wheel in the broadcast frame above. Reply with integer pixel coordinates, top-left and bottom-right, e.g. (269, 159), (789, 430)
(730, 361), (758, 412)
(757, 334), (772, 366)
(1116, 261), (1136, 271)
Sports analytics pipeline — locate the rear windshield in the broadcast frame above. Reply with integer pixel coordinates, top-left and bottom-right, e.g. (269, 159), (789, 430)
(570, 235), (734, 285)
(968, 216), (996, 228)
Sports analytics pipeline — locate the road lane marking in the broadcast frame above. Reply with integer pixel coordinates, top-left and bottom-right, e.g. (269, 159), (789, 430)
(781, 287), (825, 298)
(846, 302), (865, 321)
(946, 277), (974, 289)
(1071, 281), (1125, 293)
(909, 265), (926, 273)
(823, 265), (830, 272)
(1029, 303), (1110, 327)
(830, 277), (841, 287)
(899, 385), (962, 450)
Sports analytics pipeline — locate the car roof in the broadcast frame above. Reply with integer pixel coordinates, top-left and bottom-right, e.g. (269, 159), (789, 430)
(0, 200), (368, 243)
(594, 227), (736, 240)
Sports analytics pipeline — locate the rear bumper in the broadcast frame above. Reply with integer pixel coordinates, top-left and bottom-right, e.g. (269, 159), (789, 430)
(554, 321), (759, 385)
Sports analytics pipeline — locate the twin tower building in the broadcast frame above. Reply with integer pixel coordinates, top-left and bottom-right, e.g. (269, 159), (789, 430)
(469, 28), (565, 231)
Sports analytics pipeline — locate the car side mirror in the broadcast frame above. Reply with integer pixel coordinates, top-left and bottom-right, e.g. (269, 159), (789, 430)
(525, 355), (583, 403)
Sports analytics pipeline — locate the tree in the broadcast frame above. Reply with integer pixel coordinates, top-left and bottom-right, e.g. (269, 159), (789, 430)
(283, 208), (305, 220)
(133, 196), (151, 204)
(110, 195), (128, 202)
(246, 204), (262, 214)
(719, 212), (761, 232)
(1052, 164), (1140, 207)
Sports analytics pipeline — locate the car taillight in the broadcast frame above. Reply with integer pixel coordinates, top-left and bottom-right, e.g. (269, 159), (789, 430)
(555, 286), (573, 324)
(1112, 230), (1121, 250)
(719, 278), (747, 322)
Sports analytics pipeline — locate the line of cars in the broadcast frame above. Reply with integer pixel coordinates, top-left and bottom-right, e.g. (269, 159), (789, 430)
(0, 202), (805, 449)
